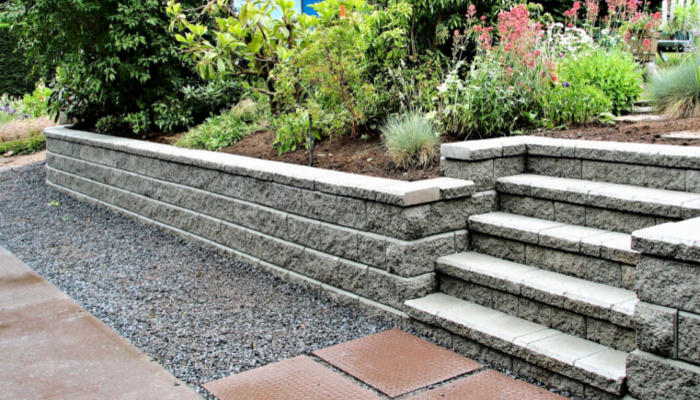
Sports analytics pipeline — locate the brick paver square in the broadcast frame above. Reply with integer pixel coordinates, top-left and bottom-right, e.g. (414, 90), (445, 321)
(407, 370), (568, 400)
(312, 328), (482, 398)
(202, 356), (381, 400)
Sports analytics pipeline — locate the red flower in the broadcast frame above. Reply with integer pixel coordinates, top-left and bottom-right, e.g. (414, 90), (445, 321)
(550, 72), (558, 82)
(340, 5), (346, 18)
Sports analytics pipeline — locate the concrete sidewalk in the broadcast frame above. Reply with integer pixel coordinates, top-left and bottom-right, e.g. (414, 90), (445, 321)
(0, 246), (200, 400)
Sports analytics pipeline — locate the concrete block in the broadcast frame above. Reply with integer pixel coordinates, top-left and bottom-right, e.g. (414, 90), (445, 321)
(627, 350), (700, 400)
(585, 207), (657, 234)
(678, 311), (700, 365)
(634, 302), (677, 357)
(386, 232), (454, 277)
(511, 358), (585, 398)
(632, 218), (700, 264)
(525, 245), (587, 279)
(356, 232), (386, 269)
(586, 317), (636, 352)
(439, 276), (493, 308)
(518, 297), (552, 326)
(553, 202), (586, 226)
(362, 268), (436, 310)
(527, 156), (582, 179)
(286, 215), (321, 247)
(637, 256), (700, 313)
(364, 202), (430, 240)
(499, 195), (555, 221)
(585, 258), (624, 289)
(454, 230), (469, 253)
(688, 169), (700, 193)
(235, 201), (288, 238)
(441, 158), (494, 191)
(471, 233), (526, 264)
(452, 335), (513, 370)
(494, 156), (526, 179)
(492, 290), (519, 315)
(582, 160), (686, 191)
(318, 222), (359, 261)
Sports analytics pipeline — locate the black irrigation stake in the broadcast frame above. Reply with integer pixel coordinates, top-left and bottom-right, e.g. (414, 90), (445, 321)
(309, 114), (314, 166)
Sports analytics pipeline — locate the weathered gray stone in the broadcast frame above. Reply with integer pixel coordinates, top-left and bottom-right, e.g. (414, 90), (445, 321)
(621, 265), (636, 291)
(525, 245), (587, 279)
(424, 197), (481, 236)
(632, 219), (700, 264)
(439, 276), (493, 308)
(318, 223), (359, 261)
(585, 258), (623, 288)
(527, 157), (582, 179)
(627, 350), (700, 400)
(688, 169), (700, 193)
(511, 358), (585, 398)
(492, 290), (519, 315)
(334, 259), (368, 296)
(582, 160), (686, 191)
(637, 256), (700, 313)
(585, 207), (657, 233)
(386, 233), (453, 277)
(441, 158), (494, 191)
(634, 302), (677, 357)
(364, 202), (430, 240)
(679, 311), (700, 365)
(295, 248), (339, 286)
(452, 335), (512, 370)
(553, 201), (586, 225)
(499, 195), (555, 221)
(471, 233), (526, 264)
(518, 297), (552, 326)
(286, 215), (321, 247)
(454, 230), (469, 253)
(550, 308), (585, 338)
(586, 317), (636, 352)
(494, 156), (526, 179)
(356, 232), (386, 268)
(235, 201), (288, 238)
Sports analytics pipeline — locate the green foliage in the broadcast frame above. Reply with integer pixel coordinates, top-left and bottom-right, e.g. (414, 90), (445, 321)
(13, 0), (231, 134)
(0, 24), (37, 97)
(272, 110), (317, 155)
(177, 98), (269, 150)
(381, 111), (440, 169)
(537, 84), (612, 128)
(168, 0), (316, 112)
(0, 133), (45, 155)
(648, 55), (700, 118)
(558, 48), (644, 115)
(21, 81), (52, 118)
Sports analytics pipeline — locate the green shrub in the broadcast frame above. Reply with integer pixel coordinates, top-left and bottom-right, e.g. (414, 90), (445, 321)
(537, 84), (612, 128)
(648, 55), (700, 118)
(0, 23), (37, 97)
(177, 99), (269, 151)
(381, 112), (440, 169)
(558, 48), (644, 115)
(272, 110), (314, 155)
(21, 81), (52, 118)
(0, 133), (45, 155)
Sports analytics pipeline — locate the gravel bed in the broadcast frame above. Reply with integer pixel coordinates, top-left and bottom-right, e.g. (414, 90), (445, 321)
(0, 163), (394, 398)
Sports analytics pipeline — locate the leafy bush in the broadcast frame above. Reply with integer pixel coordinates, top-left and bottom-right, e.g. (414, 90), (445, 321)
(21, 81), (52, 118)
(14, 0), (232, 134)
(537, 84), (612, 128)
(0, 133), (45, 155)
(0, 23), (37, 97)
(381, 112), (440, 169)
(558, 48), (643, 115)
(272, 110), (315, 155)
(177, 99), (269, 151)
(648, 55), (700, 118)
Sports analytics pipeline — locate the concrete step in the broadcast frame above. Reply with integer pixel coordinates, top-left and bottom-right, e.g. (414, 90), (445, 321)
(405, 293), (628, 396)
(467, 212), (638, 290)
(496, 174), (700, 233)
(437, 252), (637, 351)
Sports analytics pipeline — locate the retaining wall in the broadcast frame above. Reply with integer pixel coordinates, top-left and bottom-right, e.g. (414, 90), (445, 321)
(626, 218), (700, 399)
(44, 127), (497, 314)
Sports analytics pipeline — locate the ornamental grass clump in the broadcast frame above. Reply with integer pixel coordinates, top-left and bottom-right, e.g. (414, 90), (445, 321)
(648, 55), (700, 118)
(381, 112), (440, 169)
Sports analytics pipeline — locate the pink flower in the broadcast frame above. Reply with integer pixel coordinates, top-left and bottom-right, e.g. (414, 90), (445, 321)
(533, 49), (542, 56)
(643, 38), (651, 48)
(454, 29), (460, 36)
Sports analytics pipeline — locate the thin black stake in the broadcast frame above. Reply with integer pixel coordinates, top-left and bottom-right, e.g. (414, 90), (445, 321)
(309, 115), (314, 166)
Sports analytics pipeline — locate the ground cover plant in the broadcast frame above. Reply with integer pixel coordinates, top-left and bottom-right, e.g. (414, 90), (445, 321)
(0, 82), (55, 156)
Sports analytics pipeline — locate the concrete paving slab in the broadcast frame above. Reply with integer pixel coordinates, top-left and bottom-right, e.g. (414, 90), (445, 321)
(661, 131), (700, 141)
(203, 356), (381, 400)
(0, 246), (200, 400)
(313, 328), (483, 397)
(407, 369), (567, 400)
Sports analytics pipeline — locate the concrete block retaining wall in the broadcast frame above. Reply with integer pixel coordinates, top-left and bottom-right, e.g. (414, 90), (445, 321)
(44, 127), (497, 313)
(441, 136), (700, 194)
(626, 218), (700, 399)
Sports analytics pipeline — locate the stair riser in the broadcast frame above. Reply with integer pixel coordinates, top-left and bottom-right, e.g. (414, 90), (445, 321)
(470, 233), (636, 290)
(406, 305), (626, 396)
(440, 275), (636, 353)
(499, 194), (678, 234)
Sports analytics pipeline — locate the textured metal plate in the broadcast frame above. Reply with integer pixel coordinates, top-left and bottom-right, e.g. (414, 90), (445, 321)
(313, 328), (482, 398)
(407, 370), (568, 400)
(202, 356), (381, 400)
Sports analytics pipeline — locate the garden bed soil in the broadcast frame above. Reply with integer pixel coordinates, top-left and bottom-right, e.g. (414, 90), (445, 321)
(532, 116), (700, 146)
(97, 116), (700, 182)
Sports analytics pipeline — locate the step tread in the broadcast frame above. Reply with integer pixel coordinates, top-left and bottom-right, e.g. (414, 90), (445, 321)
(405, 294), (627, 395)
(469, 212), (639, 265)
(437, 252), (637, 327)
(497, 174), (700, 219)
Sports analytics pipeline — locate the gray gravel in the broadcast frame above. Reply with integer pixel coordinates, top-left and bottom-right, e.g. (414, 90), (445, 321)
(0, 163), (395, 398)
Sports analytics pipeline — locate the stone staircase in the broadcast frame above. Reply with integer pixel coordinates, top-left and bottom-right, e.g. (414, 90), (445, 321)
(404, 138), (700, 399)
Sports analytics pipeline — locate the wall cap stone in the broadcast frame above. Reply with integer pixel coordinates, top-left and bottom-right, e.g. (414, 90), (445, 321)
(441, 136), (700, 169)
(45, 126), (475, 207)
(632, 218), (700, 264)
